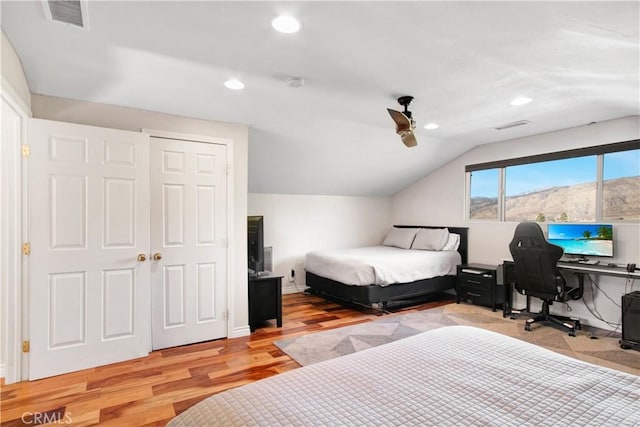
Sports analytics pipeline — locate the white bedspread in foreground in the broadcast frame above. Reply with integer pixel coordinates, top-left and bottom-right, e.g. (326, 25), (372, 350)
(304, 246), (461, 286)
(168, 326), (639, 427)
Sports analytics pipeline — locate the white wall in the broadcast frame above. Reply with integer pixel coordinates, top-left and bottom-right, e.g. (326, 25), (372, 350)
(1, 31), (31, 111)
(391, 116), (640, 330)
(248, 193), (391, 293)
(31, 94), (250, 336)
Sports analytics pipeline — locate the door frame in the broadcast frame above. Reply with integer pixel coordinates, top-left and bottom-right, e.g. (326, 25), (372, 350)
(143, 129), (235, 343)
(1, 82), (30, 384)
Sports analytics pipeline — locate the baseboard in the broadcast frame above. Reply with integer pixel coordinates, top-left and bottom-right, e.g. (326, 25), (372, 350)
(282, 282), (305, 295)
(0, 363), (6, 382)
(229, 325), (251, 338)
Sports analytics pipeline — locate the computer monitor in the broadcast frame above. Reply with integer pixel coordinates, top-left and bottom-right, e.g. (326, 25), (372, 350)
(547, 223), (613, 258)
(247, 216), (264, 275)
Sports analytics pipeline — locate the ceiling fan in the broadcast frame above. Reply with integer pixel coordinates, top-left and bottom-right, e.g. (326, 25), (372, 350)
(387, 96), (417, 148)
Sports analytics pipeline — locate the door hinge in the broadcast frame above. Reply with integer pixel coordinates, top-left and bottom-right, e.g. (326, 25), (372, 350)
(22, 242), (31, 255)
(22, 144), (30, 158)
(22, 340), (30, 353)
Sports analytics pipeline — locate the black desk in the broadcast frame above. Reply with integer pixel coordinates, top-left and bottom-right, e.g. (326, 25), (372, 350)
(501, 260), (640, 318)
(557, 261), (640, 279)
(248, 273), (283, 332)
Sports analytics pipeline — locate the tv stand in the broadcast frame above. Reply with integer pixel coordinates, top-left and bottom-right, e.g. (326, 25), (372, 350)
(248, 273), (283, 332)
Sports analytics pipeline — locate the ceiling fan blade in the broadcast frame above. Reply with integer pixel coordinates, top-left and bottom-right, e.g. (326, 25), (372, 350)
(401, 132), (418, 148)
(388, 101), (417, 148)
(387, 108), (411, 128)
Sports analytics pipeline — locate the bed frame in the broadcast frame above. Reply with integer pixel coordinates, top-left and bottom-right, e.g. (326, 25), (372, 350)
(305, 225), (468, 311)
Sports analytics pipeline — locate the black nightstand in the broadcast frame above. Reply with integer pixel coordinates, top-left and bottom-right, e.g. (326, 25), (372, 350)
(456, 264), (503, 312)
(248, 273), (283, 332)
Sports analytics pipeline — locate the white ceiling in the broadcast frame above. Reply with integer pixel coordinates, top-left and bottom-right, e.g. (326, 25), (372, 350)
(2, 1), (638, 196)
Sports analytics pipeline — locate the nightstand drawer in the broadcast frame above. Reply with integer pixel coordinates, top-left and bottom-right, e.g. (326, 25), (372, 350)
(458, 272), (494, 287)
(457, 284), (493, 307)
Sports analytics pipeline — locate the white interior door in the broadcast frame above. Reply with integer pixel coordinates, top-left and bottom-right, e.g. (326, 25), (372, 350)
(27, 119), (150, 380)
(150, 137), (228, 350)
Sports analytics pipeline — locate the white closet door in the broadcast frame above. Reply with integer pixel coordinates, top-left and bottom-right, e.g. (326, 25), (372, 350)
(150, 137), (228, 349)
(28, 119), (150, 380)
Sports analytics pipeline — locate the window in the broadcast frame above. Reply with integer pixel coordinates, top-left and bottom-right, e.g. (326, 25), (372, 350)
(469, 168), (499, 220)
(466, 140), (639, 223)
(504, 157), (596, 222)
(603, 149), (640, 220)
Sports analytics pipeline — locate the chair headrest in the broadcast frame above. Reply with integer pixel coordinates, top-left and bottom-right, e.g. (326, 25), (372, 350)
(512, 221), (546, 241)
(509, 221), (564, 260)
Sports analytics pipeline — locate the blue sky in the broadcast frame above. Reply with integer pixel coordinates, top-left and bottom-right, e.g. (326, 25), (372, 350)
(603, 150), (640, 180)
(506, 157), (596, 196)
(470, 150), (640, 198)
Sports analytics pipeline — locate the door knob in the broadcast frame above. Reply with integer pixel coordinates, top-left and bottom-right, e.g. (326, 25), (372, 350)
(137, 254), (147, 262)
(153, 252), (163, 261)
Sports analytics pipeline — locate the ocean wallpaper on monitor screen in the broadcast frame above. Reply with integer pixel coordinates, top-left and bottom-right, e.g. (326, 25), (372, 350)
(547, 223), (613, 257)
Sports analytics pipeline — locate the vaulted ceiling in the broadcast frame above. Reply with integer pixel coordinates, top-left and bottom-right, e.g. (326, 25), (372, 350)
(2, 1), (638, 196)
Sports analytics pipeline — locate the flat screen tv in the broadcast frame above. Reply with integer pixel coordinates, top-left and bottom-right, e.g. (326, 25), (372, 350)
(547, 223), (613, 258)
(247, 216), (264, 275)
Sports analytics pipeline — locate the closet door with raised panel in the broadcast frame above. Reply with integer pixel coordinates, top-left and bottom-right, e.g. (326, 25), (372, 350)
(150, 137), (228, 350)
(28, 119), (150, 380)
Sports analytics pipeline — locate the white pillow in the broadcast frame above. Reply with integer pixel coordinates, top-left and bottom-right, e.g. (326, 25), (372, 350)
(411, 228), (450, 251)
(442, 233), (461, 251)
(382, 228), (418, 249)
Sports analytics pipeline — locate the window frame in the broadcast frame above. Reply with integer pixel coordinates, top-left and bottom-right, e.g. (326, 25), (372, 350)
(466, 139), (640, 223)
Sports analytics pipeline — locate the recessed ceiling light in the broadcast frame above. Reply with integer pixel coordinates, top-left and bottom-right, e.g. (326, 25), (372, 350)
(510, 96), (533, 106)
(286, 76), (305, 88)
(224, 79), (245, 90)
(272, 15), (300, 34)
(424, 123), (439, 130)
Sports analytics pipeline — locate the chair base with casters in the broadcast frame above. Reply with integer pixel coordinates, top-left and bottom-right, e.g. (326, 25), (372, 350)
(524, 300), (581, 336)
(508, 222), (585, 338)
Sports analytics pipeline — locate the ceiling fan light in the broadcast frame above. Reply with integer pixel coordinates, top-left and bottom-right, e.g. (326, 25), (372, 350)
(272, 15), (300, 33)
(510, 96), (533, 106)
(424, 123), (439, 130)
(224, 79), (245, 90)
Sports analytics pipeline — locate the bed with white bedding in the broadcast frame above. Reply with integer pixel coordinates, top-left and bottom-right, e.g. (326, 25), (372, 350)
(304, 225), (468, 310)
(168, 326), (640, 426)
(305, 246), (460, 286)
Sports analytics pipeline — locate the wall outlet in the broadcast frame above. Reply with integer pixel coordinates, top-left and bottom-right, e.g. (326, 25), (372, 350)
(289, 268), (295, 282)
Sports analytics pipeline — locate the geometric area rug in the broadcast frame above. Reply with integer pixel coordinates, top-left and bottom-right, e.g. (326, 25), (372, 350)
(274, 303), (639, 376)
(274, 307), (456, 366)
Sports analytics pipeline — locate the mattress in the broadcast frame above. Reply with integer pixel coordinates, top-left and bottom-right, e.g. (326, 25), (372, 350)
(168, 326), (640, 426)
(304, 245), (461, 286)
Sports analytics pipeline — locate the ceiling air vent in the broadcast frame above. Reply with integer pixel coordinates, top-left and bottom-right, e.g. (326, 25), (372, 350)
(44, 0), (85, 28)
(494, 120), (531, 131)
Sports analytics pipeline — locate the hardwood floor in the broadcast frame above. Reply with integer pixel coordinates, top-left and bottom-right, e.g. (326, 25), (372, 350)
(0, 292), (452, 426)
